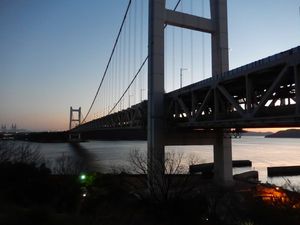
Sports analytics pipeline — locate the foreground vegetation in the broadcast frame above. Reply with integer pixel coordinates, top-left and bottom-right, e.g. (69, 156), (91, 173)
(0, 141), (300, 225)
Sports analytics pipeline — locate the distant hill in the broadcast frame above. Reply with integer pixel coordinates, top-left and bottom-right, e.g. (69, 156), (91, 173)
(265, 129), (300, 138)
(242, 131), (273, 136)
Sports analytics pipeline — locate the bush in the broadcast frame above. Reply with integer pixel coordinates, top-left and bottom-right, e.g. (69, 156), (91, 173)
(52, 152), (85, 175)
(0, 141), (82, 211)
(114, 149), (203, 202)
(0, 141), (44, 165)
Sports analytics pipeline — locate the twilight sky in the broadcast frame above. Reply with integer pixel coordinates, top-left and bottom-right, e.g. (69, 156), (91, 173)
(0, 0), (300, 131)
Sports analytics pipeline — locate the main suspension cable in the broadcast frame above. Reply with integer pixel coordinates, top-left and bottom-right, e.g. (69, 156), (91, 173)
(82, 0), (132, 123)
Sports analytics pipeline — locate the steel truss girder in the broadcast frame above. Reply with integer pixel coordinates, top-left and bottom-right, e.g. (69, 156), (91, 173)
(72, 46), (300, 132)
(72, 102), (146, 132)
(166, 47), (300, 128)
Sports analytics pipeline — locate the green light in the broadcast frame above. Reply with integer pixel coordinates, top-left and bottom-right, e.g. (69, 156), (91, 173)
(79, 172), (96, 186)
(80, 174), (86, 180)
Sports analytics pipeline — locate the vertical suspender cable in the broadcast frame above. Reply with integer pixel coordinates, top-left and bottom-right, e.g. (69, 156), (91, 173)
(120, 24), (123, 111)
(116, 46), (119, 112)
(111, 53), (114, 112)
(133, 0), (137, 105)
(115, 43), (118, 113)
(128, 6), (131, 108)
(122, 18), (127, 110)
(107, 59), (110, 115)
(202, 0), (205, 80)
(112, 46), (115, 112)
(118, 38), (121, 112)
(139, 0), (144, 102)
(190, 0), (194, 83)
(104, 78), (106, 116)
(109, 53), (112, 114)
(180, 2), (183, 88)
(165, 25), (168, 91)
(172, 26), (175, 90)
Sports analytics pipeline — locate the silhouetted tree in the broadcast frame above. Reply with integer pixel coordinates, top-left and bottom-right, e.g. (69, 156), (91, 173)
(118, 149), (203, 202)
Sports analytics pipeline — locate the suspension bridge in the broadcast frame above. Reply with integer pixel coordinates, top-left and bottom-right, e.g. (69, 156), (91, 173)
(68, 0), (300, 185)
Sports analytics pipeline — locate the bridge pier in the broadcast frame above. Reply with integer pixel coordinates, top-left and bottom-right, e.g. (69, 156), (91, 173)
(68, 132), (81, 142)
(166, 129), (233, 186)
(213, 129), (233, 185)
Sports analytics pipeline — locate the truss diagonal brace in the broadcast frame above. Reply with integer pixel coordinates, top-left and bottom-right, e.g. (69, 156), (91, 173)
(217, 85), (245, 116)
(251, 65), (288, 117)
(193, 89), (213, 120)
(165, 10), (214, 33)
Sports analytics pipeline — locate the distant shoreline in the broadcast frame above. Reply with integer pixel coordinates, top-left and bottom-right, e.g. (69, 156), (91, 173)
(265, 129), (300, 138)
(2, 129), (300, 143)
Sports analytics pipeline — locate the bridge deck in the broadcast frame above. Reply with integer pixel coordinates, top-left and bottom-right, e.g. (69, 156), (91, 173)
(72, 46), (300, 133)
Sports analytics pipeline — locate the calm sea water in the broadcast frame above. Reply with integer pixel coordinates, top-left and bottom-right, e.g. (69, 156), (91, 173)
(29, 136), (300, 188)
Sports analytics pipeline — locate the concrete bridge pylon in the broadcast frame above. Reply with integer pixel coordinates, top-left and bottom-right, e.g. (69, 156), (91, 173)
(148, 0), (233, 186)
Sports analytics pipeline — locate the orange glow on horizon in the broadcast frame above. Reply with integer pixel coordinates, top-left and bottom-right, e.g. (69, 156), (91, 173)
(245, 128), (300, 133)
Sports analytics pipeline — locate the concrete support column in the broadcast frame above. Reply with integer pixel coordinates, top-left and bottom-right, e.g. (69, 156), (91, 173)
(69, 107), (73, 130)
(210, 0), (229, 76)
(78, 107), (82, 125)
(213, 129), (233, 185)
(147, 0), (166, 182)
(210, 0), (233, 185)
(246, 75), (253, 113)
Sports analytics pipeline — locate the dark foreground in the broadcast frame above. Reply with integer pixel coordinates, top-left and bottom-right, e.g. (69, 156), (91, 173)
(1, 163), (300, 225)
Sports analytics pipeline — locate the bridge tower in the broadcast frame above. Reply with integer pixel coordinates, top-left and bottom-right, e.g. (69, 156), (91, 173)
(148, 0), (232, 185)
(69, 107), (82, 141)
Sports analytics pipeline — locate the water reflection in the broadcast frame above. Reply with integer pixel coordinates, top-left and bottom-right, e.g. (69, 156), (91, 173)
(21, 136), (300, 188)
(68, 142), (100, 172)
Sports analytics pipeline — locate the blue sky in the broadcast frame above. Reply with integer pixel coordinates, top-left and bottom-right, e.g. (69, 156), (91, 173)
(0, 0), (300, 131)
